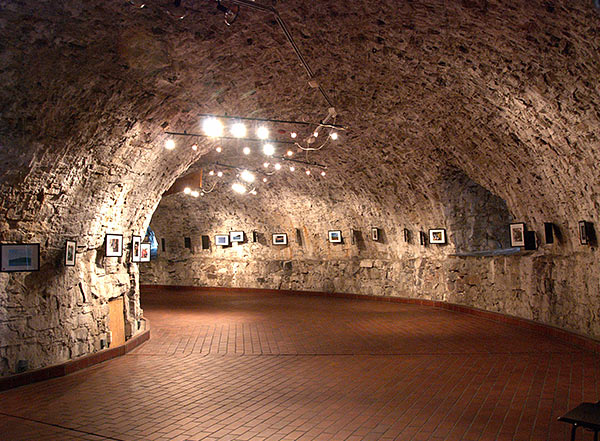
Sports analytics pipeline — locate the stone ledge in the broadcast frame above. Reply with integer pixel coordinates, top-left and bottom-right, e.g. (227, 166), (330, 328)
(0, 326), (150, 392)
(140, 284), (600, 355)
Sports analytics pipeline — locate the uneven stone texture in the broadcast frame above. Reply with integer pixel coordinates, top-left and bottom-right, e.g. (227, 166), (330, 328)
(2, 0), (600, 375)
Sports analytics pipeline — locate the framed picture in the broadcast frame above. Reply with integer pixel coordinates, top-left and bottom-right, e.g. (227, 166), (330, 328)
(230, 231), (244, 243)
(140, 243), (151, 262)
(105, 234), (123, 257)
(65, 240), (76, 266)
(1, 244), (40, 272)
(509, 223), (526, 247)
(579, 221), (589, 245)
(272, 233), (287, 245)
(328, 230), (342, 243)
(371, 227), (379, 242)
(419, 231), (426, 246)
(215, 235), (230, 246)
(429, 229), (446, 244)
(403, 228), (410, 243)
(131, 236), (141, 262)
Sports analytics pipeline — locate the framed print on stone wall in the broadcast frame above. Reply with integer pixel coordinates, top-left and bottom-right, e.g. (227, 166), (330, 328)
(105, 234), (123, 257)
(215, 235), (230, 247)
(1, 243), (40, 272)
(328, 230), (342, 243)
(509, 223), (525, 247)
(140, 243), (151, 262)
(131, 236), (141, 262)
(579, 221), (589, 245)
(65, 240), (77, 266)
(272, 233), (287, 245)
(428, 229), (446, 244)
(371, 227), (379, 242)
(230, 231), (244, 243)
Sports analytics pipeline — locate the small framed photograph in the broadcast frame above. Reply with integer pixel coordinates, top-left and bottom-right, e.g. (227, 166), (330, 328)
(403, 228), (410, 243)
(419, 231), (426, 246)
(230, 231), (244, 243)
(105, 234), (123, 257)
(215, 235), (230, 246)
(140, 243), (151, 262)
(1, 244), (40, 272)
(579, 221), (589, 245)
(65, 240), (77, 266)
(371, 227), (379, 242)
(510, 223), (526, 247)
(429, 229), (446, 244)
(328, 230), (342, 243)
(272, 233), (288, 245)
(131, 236), (141, 262)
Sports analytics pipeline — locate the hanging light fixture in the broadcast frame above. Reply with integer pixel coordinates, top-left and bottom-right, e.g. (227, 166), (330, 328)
(231, 122), (247, 138)
(263, 143), (275, 155)
(165, 139), (175, 150)
(240, 170), (255, 183)
(203, 117), (224, 137)
(257, 126), (269, 140)
(232, 183), (247, 194)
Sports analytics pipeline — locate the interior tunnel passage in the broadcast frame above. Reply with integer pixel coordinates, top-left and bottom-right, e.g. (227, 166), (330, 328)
(1, 288), (599, 441)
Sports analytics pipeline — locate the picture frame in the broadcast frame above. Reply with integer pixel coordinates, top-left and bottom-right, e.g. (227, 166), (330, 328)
(509, 223), (526, 247)
(140, 243), (151, 262)
(419, 231), (426, 246)
(403, 228), (410, 243)
(65, 240), (76, 266)
(579, 221), (589, 245)
(230, 231), (244, 243)
(272, 233), (288, 245)
(131, 236), (141, 262)
(215, 235), (230, 247)
(428, 229), (446, 244)
(328, 230), (342, 243)
(371, 227), (379, 242)
(105, 234), (123, 257)
(1, 243), (40, 272)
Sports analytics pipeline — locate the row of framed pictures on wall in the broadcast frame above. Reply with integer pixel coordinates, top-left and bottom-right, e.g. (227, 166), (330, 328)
(105, 234), (151, 262)
(509, 220), (595, 248)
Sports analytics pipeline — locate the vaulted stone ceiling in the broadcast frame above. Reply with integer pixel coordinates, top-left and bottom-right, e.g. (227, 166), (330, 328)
(1, 0), (599, 251)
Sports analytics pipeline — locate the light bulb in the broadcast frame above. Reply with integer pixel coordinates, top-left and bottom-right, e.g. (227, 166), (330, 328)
(192, 143), (198, 151)
(209, 170), (215, 176)
(183, 187), (191, 194)
(217, 171), (223, 177)
(306, 170), (311, 175)
(330, 132), (338, 140)
(263, 143), (275, 156)
(321, 171), (326, 177)
(287, 150), (293, 157)
(243, 147), (251, 155)
(203, 117), (224, 137)
(232, 183), (246, 194)
(216, 146), (222, 153)
(200, 192), (205, 196)
(256, 126), (269, 139)
(231, 122), (247, 138)
(240, 170), (255, 183)
(290, 166), (295, 172)
(250, 190), (257, 195)
(313, 131), (319, 137)
(165, 139), (175, 150)
(263, 178), (268, 183)
(290, 132), (297, 139)
(274, 163), (282, 171)
(263, 162), (269, 168)
(191, 190), (199, 197)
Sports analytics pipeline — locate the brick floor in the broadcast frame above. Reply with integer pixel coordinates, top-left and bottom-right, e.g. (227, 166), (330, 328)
(0, 288), (599, 440)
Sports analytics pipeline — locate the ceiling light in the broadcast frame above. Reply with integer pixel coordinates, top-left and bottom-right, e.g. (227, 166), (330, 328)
(243, 147), (251, 155)
(183, 187), (191, 194)
(306, 170), (311, 175)
(165, 139), (175, 150)
(250, 190), (257, 195)
(191, 190), (200, 197)
(313, 131), (319, 137)
(231, 123), (247, 138)
(290, 132), (297, 138)
(203, 117), (224, 137)
(232, 183), (246, 194)
(321, 171), (326, 176)
(263, 143), (275, 155)
(209, 170), (215, 176)
(330, 132), (338, 140)
(217, 171), (223, 177)
(257, 126), (269, 139)
(216, 146), (222, 153)
(263, 177), (268, 183)
(290, 166), (295, 172)
(263, 162), (269, 168)
(240, 170), (255, 183)
(192, 143), (198, 151)
(274, 163), (281, 170)
(287, 150), (293, 156)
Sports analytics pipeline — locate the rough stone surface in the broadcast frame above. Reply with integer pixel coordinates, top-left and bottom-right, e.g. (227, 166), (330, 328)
(2, 0), (600, 375)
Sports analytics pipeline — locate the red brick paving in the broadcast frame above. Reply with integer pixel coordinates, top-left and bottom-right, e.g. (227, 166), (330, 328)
(0, 288), (599, 440)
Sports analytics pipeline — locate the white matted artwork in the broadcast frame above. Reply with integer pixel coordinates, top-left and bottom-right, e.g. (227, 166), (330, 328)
(328, 230), (342, 243)
(65, 240), (76, 266)
(371, 227), (379, 241)
(105, 234), (123, 257)
(140, 243), (151, 262)
(215, 235), (230, 247)
(272, 233), (288, 245)
(230, 231), (244, 243)
(428, 229), (446, 244)
(1, 244), (40, 272)
(510, 223), (525, 247)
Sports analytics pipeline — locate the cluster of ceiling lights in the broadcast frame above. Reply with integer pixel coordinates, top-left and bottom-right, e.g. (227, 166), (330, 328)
(165, 116), (337, 196)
